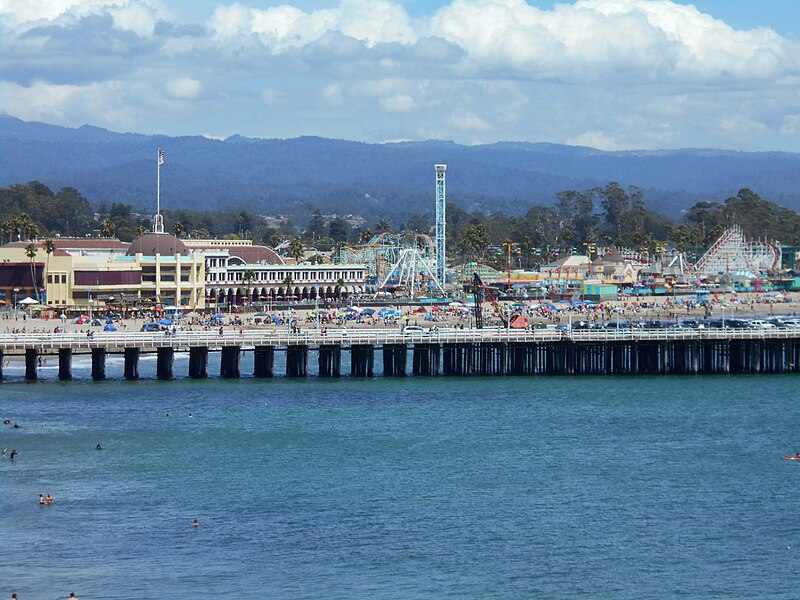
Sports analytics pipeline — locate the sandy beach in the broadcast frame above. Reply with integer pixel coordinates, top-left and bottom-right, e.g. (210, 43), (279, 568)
(2, 292), (798, 335)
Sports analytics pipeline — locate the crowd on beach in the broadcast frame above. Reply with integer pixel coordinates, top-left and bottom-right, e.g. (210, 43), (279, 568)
(1, 291), (798, 335)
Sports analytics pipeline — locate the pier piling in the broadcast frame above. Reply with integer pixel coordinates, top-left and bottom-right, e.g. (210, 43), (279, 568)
(253, 346), (274, 378)
(156, 347), (174, 380)
(58, 348), (72, 381)
(91, 348), (106, 381)
(220, 346), (241, 379)
(124, 347), (140, 380)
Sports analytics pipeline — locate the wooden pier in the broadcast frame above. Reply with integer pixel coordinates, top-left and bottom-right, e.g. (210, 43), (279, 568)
(1, 328), (799, 381)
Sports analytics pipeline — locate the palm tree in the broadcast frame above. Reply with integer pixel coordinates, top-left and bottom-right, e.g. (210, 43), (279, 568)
(100, 218), (116, 238)
(335, 278), (344, 299)
(25, 241), (40, 303)
(42, 239), (55, 300)
(282, 275), (293, 300)
(136, 225), (148, 237)
(289, 238), (304, 264)
(375, 219), (391, 233)
(1, 219), (15, 245)
(242, 270), (256, 306)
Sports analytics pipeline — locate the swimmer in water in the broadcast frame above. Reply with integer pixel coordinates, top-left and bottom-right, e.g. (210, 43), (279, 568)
(193, 519), (199, 527)
(12, 423), (20, 429)
(3, 418), (10, 425)
(96, 444), (102, 450)
(9, 449), (17, 461)
(2, 448), (6, 458)
(39, 494), (45, 505)
(46, 493), (53, 504)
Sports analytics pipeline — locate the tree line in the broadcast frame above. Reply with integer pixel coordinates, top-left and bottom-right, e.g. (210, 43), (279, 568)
(2, 181), (799, 273)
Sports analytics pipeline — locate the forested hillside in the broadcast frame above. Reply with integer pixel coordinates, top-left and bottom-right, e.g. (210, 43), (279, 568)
(2, 115), (800, 224)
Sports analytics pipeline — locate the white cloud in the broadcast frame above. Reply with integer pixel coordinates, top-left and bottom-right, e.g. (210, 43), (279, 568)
(380, 94), (414, 112)
(1, 0), (799, 150)
(166, 77), (201, 99)
(210, 0), (414, 51)
(566, 130), (624, 151)
(0, 79), (138, 127)
(449, 112), (490, 132)
(0, 0), (163, 37)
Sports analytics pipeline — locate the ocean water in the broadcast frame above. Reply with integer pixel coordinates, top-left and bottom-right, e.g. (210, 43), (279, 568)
(2, 363), (799, 599)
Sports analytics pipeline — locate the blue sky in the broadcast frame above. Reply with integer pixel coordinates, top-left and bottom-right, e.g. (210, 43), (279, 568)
(1, 1), (799, 151)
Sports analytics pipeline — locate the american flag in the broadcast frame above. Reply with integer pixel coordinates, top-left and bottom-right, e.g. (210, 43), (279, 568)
(158, 149), (165, 165)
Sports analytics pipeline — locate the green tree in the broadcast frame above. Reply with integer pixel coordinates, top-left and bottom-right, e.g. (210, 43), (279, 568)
(460, 223), (490, 262)
(375, 219), (391, 233)
(172, 220), (185, 238)
(308, 209), (326, 241)
(327, 218), (349, 242)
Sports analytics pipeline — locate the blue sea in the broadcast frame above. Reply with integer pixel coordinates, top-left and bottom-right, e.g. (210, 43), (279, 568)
(2, 353), (799, 599)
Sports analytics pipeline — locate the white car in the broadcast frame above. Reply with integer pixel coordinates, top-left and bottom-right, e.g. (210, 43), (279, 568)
(749, 320), (776, 329)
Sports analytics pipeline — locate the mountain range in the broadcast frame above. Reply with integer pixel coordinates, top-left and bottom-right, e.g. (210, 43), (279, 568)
(2, 114), (799, 224)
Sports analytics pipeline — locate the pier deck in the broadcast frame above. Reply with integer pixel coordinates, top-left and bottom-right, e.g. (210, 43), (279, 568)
(1, 328), (798, 380)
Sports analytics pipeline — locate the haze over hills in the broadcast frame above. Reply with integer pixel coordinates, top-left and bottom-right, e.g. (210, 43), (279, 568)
(2, 115), (799, 224)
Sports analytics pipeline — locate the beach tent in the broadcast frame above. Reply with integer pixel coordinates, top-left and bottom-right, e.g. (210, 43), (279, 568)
(211, 313), (225, 319)
(19, 297), (37, 305)
(361, 308), (375, 315)
(103, 323), (117, 332)
(509, 315), (529, 329)
(158, 318), (173, 326)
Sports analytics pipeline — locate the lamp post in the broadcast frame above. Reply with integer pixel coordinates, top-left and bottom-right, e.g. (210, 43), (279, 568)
(213, 286), (220, 314)
(13, 288), (19, 311)
(87, 287), (92, 321)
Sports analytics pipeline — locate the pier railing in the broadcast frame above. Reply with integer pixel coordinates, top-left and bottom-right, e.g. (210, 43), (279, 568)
(1, 327), (798, 353)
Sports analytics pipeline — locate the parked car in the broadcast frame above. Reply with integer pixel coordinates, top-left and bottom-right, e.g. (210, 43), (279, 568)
(402, 325), (426, 334)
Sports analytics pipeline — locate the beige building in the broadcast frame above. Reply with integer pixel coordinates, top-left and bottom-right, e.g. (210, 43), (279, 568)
(1, 233), (367, 312)
(0, 235), (206, 311)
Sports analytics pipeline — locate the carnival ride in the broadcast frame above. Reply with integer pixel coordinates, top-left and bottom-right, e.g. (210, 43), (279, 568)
(689, 225), (781, 279)
(472, 272), (506, 329)
(339, 232), (444, 296)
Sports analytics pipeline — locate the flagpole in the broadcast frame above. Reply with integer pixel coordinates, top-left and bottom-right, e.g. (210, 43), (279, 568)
(155, 148), (164, 233)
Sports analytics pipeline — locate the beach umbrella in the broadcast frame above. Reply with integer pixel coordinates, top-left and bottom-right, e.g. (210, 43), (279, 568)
(103, 323), (117, 331)
(212, 313), (225, 319)
(158, 318), (173, 326)
(414, 307), (427, 313)
(254, 312), (269, 317)
(361, 308), (375, 315)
